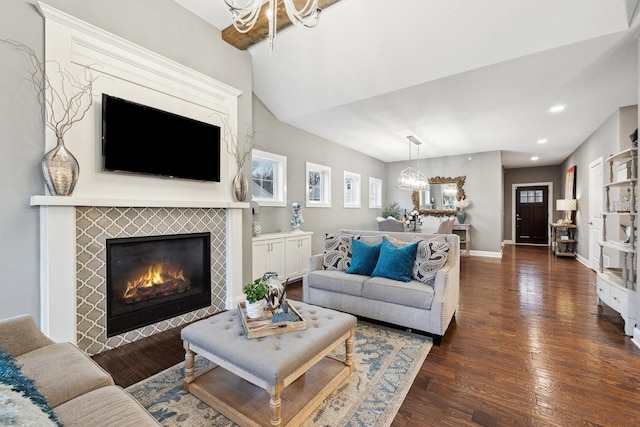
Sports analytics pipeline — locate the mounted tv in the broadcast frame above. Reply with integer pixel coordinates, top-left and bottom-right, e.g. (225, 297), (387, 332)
(101, 94), (221, 182)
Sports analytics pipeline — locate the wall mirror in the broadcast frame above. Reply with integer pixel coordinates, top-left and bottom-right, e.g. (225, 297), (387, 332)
(411, 176), (466, 217)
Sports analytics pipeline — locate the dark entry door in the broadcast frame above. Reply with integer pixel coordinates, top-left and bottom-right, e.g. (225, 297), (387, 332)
(516, 186), (549, 244)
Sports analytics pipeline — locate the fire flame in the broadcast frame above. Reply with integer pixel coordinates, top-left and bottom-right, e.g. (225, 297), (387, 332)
(122, 263), (190, 301)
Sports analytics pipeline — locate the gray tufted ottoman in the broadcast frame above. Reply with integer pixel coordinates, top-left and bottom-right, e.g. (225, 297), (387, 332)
(181, 300), (357, 427)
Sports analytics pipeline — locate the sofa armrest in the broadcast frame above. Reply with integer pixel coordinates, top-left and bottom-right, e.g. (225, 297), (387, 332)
(302, 254), (324, 303)
(308, 253), (323, 272)
(0, 314), (55, 357)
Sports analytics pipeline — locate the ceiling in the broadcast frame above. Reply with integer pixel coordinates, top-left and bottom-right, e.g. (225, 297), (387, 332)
(174, 0), (640, 168)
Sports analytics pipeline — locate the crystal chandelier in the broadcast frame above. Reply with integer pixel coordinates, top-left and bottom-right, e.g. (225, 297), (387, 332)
(223, 0), (320, 51)
(397, 136), (429, 191)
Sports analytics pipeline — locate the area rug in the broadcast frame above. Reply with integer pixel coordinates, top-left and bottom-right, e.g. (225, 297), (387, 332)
(126, 321), (432, 427)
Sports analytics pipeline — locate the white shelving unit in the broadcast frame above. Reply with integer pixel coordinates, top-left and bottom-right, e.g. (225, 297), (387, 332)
(596, 147), (637, 336)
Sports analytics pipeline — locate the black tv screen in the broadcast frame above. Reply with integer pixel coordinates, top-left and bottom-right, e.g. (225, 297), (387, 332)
(101, 94), (221, 182)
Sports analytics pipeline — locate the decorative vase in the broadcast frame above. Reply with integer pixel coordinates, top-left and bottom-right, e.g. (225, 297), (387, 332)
(42, 138), (79, 196)
(245, 299), (265, 319)
(456, 210), (466, 224)
(252, 220), (262, 237)
(233, 170), (248, 202)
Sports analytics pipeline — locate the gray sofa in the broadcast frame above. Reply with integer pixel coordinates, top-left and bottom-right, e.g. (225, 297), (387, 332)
(303, 229), (460, 344)
(0, 314), (160, 426)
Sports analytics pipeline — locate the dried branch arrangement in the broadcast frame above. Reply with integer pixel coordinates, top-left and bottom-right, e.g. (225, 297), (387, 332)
(1, 39), (99, 139)
(216, 111), (260, 172)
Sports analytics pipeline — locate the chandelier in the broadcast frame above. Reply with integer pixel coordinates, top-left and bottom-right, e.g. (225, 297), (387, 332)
(223, 0), (320, 50)
(397, 136), (429, 191)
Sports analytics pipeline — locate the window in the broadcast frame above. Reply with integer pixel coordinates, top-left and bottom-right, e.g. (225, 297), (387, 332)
(252, 149), (287, 207)
(343, 171), (361, 208)
(306, 162), (331, 208)
(519, 190), (543, 204)
(369, 177), (382, 208)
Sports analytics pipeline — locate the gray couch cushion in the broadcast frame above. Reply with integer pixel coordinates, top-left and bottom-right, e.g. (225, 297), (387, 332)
(308, 270), (366, 297)
(362, 277), (434, 310)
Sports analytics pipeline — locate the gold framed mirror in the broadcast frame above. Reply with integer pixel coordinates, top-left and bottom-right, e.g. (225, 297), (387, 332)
(411, 176), (466, 217)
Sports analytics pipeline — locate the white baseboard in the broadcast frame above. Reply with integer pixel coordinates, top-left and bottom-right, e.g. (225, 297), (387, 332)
(632, 328), (640, 349)
(469, 250), (502, 258)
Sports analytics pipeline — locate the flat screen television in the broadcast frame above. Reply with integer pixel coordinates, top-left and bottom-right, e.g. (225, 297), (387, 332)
(101, 94), (221, 182)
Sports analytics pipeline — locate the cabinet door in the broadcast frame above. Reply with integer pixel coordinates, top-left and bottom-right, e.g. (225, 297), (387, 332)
(269, 239), (286, 281)
(252, 240), (271, 282)
(297, 236), (312, 276)
(253, 238), (285, 281)
(285, 238), (300, 279)
(285, 235), (313, 279)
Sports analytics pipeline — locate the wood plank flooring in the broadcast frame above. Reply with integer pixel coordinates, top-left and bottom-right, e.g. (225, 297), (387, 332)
(93, 245), (640, 426)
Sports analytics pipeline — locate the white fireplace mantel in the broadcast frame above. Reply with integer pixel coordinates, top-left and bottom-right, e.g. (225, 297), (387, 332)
(32, 196), (248, 344)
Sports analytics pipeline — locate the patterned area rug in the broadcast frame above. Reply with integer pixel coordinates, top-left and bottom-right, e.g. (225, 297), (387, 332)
(126, 322), (432, 427)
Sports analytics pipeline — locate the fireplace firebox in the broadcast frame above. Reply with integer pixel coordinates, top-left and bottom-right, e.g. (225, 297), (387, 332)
(106, 232), (211, 337)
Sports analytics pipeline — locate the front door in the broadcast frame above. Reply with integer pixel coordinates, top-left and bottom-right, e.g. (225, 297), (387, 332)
(516, 186), (549, 244)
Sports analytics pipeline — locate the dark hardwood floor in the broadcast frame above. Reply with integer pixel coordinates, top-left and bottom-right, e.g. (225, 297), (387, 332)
(93, 245), (640, 426)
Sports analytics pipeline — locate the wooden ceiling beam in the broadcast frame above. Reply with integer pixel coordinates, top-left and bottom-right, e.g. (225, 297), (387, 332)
(222, 0), (341, 51)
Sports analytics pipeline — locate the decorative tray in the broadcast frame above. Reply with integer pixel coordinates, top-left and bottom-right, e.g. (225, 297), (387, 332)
(237, 301), (306, 339)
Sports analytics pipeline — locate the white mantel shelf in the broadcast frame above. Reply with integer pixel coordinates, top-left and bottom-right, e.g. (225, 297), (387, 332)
(31, 195), (249, 209)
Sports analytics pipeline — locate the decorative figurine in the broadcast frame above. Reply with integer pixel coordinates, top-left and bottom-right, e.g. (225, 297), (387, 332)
(291, 202), (304, 232)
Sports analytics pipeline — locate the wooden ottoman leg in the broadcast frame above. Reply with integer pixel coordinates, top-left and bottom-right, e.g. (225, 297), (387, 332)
(345, 327), (355, 373)
(268, 382), (283, 426)
(183, 342), (194, 391)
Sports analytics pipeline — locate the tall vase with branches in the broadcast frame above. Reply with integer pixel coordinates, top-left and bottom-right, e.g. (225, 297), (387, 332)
(220, 114), (257, 202)
(2, 39), (98, 196)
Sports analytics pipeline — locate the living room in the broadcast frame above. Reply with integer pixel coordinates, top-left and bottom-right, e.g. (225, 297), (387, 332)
(2, 0), (640, 425)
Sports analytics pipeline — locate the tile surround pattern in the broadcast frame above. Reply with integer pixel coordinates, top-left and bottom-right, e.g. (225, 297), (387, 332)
(75, 206), (226, 355)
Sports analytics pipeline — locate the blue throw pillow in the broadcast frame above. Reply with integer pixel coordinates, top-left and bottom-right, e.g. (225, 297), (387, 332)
(346, 238), (381, 275)
(371, 237), (419, 282)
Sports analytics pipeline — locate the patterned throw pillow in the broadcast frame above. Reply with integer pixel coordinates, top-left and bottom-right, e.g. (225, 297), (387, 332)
(412, 240), (452, 285)
(322, 233), (358, 271)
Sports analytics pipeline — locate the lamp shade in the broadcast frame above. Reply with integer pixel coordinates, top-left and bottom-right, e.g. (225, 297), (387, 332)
(556, 199), (577, 211)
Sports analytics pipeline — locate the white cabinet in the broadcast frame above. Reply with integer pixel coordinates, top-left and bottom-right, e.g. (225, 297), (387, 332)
(285, 233), (313, 280)
(252, 236), (285, 282)
(596, 147), (637, 336)
(252, 231), (313, 283)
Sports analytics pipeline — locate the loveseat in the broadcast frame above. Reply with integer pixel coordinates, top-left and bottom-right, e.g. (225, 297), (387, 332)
(0, 314), (160, 426)
(303, 229), (460, 344)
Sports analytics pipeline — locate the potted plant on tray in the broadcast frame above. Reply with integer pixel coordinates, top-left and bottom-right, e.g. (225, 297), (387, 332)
(243, 276), (270, 319)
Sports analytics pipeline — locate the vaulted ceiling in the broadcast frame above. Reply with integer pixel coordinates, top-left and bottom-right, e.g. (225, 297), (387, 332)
(175, 0), (640, 168)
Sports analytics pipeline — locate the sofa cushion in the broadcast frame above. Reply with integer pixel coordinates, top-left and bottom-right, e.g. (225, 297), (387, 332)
(371, 238), (418, 282)
(362, 277), (435, 310)
(322, 233), (358, 271)
(16, 342), (114, 408)
(413, 240), (452, 285)
(54, 385), (161, 426)
(307, 270), (366, 297)
(0, 348), (61, 426)
(346, 238), (381, 276)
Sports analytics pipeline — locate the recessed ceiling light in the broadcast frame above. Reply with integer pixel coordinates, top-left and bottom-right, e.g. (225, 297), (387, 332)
(537, 139), (547, 144)
(531, 156), (539, 161)
(549, 105), (565, 113)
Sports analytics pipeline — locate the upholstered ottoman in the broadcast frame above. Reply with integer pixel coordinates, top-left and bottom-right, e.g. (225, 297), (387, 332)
(181, 300), (356, 427)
